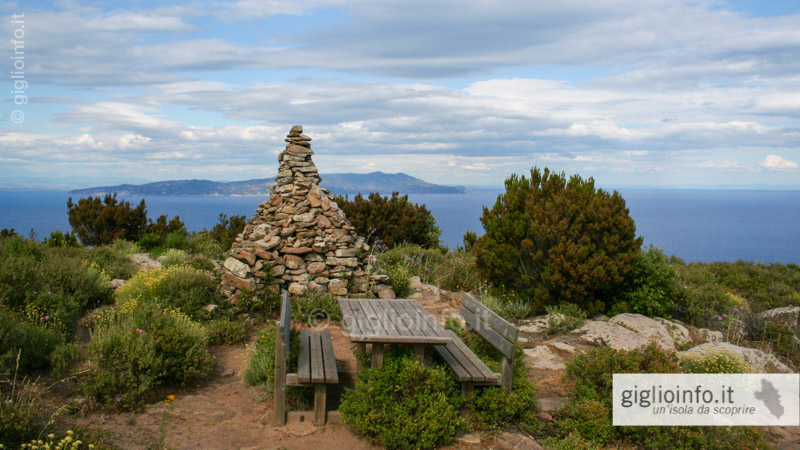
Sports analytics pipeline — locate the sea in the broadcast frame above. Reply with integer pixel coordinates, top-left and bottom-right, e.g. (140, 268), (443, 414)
(0, 188), (798, 264)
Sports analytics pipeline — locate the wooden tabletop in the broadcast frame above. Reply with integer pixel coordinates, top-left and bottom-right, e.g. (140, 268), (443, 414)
(338, 298), (452, 345)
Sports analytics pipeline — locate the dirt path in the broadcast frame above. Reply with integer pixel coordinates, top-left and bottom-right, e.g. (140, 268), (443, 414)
(68, 337), (374, 449)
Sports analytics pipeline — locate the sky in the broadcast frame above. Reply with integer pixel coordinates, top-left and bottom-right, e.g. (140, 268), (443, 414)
(2, 0), (799, 190)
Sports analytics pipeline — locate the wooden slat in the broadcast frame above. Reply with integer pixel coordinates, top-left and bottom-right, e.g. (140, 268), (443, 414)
(433, 343), (472, 381)
(369, 300), (400, 336)
(280, 290), (291, 348)
(358, 299), (387, 336)
(347, 299), (376, 337)
(343, 334), (452, 344)
(461, 305), (516, 359)
(445, 332), (494, 382)
(310, 330), (325, 383)
(297, 329), (311, 383)
(461, 292), (519, 343)
(320, 330), (339, 384)
(338, 300), (362, 336)
(392, 300), (425, 338)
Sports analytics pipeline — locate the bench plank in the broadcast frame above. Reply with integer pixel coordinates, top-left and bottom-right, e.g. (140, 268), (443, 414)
(370, 300), (400, 336)
(320, 329), (339, 384)
(461, 292), (518, 343)
(297, 329), (311, 383)
(339, 300), (362, 336)
(310, 330), (325, 383)
(358, 299), (388, 336)
(461, 306), (516, 359)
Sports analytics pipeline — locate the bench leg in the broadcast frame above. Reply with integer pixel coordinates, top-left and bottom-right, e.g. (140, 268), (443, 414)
(461, 382), (474, 397)
(356, 343), (367, 373)
(413, 344), (426, 365)
(314, 384), (327, 426)
(371, 343), (384, 368)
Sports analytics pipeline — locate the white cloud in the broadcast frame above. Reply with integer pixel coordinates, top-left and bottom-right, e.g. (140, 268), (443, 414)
(761, 154), (799, 170)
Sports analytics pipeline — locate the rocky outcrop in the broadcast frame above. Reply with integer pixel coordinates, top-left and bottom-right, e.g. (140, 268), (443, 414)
(609, 313), (676, 351)
(757, 306), (800, 329)
(220, 126), (370, 301)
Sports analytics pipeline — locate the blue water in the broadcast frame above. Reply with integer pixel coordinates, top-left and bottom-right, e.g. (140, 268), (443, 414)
(0, 189), (798, 264)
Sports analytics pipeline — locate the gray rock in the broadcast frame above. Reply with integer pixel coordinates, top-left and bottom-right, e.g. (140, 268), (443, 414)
(524, 345), (566, 370)
(109, 279), (127, 289)
(692, 327), (724, 343)
(757, 306), (800, 328)
(377, 286), (396, 299)
(456, 432), (481, 445)
(610, 313), (676, 351)
(572, 320), (652, 350)
(654, 317), (693, 348)
(223, 257), (250, 278)
(496, 431), (543, 450)
(204, 304), (218, 313)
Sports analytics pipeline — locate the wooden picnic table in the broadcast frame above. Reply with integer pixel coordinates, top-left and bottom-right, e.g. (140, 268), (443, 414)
(338, 298), (452, 369)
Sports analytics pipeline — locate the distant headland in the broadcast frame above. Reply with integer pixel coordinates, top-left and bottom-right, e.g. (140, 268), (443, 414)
(69, 171), (469, 196)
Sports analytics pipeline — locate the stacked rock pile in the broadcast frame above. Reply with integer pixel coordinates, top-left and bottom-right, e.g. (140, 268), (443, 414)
(221, 125), (370, 300)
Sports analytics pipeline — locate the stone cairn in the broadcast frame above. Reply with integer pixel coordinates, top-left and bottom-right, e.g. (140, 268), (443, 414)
(221, 125), (370, 300)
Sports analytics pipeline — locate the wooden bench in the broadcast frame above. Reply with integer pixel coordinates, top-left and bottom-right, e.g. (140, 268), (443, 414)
(273, 291), (339, 426)
(433, 292), (519, 396)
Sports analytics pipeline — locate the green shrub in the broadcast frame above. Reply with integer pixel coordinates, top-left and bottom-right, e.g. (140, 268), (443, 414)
(45, 230), (80, 248)
(706, 260), (800, 312)
(189, 232), (225, 259)
(67, 194), (149, 246)
(616, 245), (680, 317)
(376, 244), (481, 292)
(340, 356), (464, 449)
(335, 192), (441, 249)
(85, 302), (212, 410)
(292, 290), (342, 325)
(474, 167), (642, 315)
(566, 343), (682, 403)
(545, 303), (587, 335)
(541, 432), (601, 450)
(205, 320), (247, 345)
(159, 248), (190, 268)
(205, 213), (247, 250)
(242, 325), (278, 389)
(0, 394), (46, 447)
(50, 342), (85, 379)
(385, 264), (412, 297)
(242, 324), (304, 398)
(681, 350), (752, 373)
(555, 399), (613, 446)
(115, 265), (218, 320)
(478, 290), (531, 322)
(87, 245), (138, 280)
(237, 289), (281, 315)
(0, 306), (63, 371)
(674, 264), (736, 327)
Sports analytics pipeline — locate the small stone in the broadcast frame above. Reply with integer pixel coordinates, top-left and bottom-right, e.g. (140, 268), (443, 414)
(307, 262), (327, 274)
(204, 304), (218, 313)
(284, 255), (305, 270)
(456, 433), (481, 445)
(288, 282), (306, 296)
(222, 369), (235, 377)
(109, 279), (127, 289)
(282, 246), (312, 255)
(223, 257), (251, 278)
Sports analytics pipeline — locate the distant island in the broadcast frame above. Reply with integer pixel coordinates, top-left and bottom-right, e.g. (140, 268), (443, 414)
(69, 171), (469, 196)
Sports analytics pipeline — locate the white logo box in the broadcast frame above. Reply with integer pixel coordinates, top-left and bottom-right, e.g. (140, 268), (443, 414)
(613, 373), (799, 426)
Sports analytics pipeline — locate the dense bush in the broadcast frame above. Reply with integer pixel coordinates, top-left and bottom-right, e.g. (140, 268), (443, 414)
(67, 194), (149, 246)
(242, 324), (304, 402)
(335, 192), (441, 249)
(159, 248), (190, 268)
(706, 261), (800, 312)
(376, 244), (481, 292)
(0, 393), (46, 447)
(0, 306), (63, 371)
(115, 265), (218, 320)
(477, 290), (531, 322)
(87, 244), (138, 280)
(681, 350), (752, 373)
(673, 263), (736, 327)
(205, 320), (248, 346)
(340, 356), (464, 449)
(558, 343), (768, 448)
(291, 290), (342, 326)
(86, 302), (212, 410)
(545, 303), (587, 335)
(474, 167), (642, 314)
(205, 213), (247, 250)
(616, 245), (680, 317)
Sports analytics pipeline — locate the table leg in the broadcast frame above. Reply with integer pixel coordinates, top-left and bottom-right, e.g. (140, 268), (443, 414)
(371, 343), (384, 368)
(413, 344), (425, 365)
(355, 343), (366, 373)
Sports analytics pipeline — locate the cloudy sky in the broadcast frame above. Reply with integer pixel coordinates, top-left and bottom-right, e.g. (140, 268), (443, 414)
(2, 0), (799, 189)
